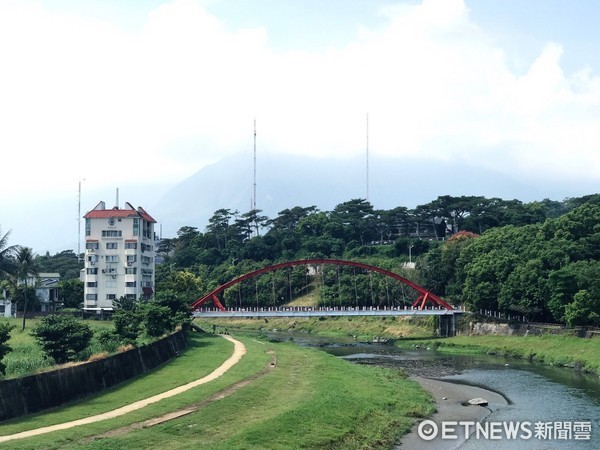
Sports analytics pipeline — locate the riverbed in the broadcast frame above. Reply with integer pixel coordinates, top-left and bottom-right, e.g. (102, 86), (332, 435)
(324, 343), (600, 449)
(224, 328), (600, 448)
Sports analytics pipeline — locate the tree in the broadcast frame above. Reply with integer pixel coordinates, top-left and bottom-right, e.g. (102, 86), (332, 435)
(139, 303), (175, 337)
(112, 297), (143, 343)
(31, 315), (93, 364)
(15, 246), (38, 330)
(0, 228), (17, 278)
(58, 279), (84, 309)
(35, 250), (82, 280)
(564, 290), (600, 327)
(0, 321), (15, 376)
(330, 199), (375, 245)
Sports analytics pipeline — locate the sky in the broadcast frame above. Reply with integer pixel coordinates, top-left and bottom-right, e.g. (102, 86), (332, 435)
(1, 0), (600, 253)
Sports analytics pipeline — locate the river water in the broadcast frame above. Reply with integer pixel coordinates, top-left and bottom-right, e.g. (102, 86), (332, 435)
(325, 343), (600, 449)
(257, 331), (600, 449)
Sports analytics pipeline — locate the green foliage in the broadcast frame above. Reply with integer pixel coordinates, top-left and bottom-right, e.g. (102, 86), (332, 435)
(564, 290), (600, 327)
(113, 307), (143, 343)
(58, 279), (84, 309)
(34, 250), (82, 280)
(139, 303), (175, 337)
(30, 315), (93, 364)
(0, 320), (16, 375)
(95, 329), (122, 353)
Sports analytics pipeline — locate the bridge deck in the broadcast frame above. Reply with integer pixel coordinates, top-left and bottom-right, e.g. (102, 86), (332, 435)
(193, 307), (463, 318)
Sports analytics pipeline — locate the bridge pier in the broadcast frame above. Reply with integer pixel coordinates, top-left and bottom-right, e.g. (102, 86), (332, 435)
(438, 314), (457, 337)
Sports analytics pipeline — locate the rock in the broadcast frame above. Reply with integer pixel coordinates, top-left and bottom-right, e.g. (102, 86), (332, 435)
(468, 397), (489, 406)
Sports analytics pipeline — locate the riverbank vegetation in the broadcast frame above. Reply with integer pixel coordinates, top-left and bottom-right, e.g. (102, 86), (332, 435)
(0, 332), (434, 449)
(195, 315), (437, 340)
(396, 334), (600, 376)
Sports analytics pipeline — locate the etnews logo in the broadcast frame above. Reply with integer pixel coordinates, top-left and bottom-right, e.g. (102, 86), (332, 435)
(417, 420), (592, 441)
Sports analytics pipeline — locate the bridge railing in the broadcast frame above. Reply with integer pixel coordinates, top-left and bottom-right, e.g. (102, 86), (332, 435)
(194, 305), (462, 313)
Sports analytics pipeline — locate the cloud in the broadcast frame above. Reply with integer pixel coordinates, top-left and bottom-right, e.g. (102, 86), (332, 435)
(1, 0), (599, 202)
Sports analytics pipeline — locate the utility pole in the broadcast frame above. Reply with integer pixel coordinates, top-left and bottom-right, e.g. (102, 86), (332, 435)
(77, 179), (84, 261)
(253, 118), (257, 211)
(366, 113), (369, 202)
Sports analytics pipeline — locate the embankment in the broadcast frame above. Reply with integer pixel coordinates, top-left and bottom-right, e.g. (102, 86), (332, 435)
(0, 331), (187, 422)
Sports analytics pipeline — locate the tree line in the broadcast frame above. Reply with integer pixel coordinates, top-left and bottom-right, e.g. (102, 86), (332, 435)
(3, 194), (599, 325)
(153, 194), (600, 320)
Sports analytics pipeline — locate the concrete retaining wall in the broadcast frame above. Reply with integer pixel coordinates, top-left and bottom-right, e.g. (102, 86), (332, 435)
(0, 331), (187, 422)
(460, 321), (600, 339)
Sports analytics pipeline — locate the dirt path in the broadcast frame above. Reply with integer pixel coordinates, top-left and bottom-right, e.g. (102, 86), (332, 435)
(0, 335), (246, 443)
(88, 349), (277, 441)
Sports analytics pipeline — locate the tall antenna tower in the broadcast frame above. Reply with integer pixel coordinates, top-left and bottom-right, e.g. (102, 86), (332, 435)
(366, 113), (370, 201)
(77, 180), (83, 260)
(253, 118), (257, 211)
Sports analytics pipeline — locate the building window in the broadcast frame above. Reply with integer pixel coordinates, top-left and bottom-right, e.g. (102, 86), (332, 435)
(85, 218), (91, 236)
(106, 255), (119, 263)
(106, 294), (116, 300)
(126, 281), (137, 288)
(125, 267), (137, 274)
(133, 218), (140, 236)
(102, 230), (122, 238)
(104, 267), (117, 274)
(125, 294), (136, 300)
(88, 255), (98, 264)
(86, 282), (97, 287)
(141, 256), (153, 264)
(85, 294), (97, 301)
(86, 242), (99, 250)
(126, 255), (136, 263)
(106, 242), (118, 250)
(125, 242), (137, 249)
(87, 268), (98, 275)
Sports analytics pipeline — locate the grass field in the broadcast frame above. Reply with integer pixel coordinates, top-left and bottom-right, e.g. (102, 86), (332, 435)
(1, 318), (113, 378)
(194, 315), (437, 340)
(0, 331), (434, 449)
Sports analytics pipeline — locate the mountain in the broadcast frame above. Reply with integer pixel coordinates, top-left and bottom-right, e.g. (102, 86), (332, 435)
(151, 152), (597, 239)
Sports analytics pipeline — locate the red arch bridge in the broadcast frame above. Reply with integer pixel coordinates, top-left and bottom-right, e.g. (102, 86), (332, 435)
(191, 259), (463, 336)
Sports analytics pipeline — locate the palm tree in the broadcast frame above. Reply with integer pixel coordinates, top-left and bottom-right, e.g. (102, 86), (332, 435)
(15, 246), (38, 330)
(0, 228), (17, 278)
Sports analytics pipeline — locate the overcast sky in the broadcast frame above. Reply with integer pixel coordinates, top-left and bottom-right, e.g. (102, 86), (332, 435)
(1, 0), (600, 253)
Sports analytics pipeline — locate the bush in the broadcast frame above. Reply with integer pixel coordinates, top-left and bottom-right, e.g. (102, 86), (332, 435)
(31, 315), (93, 364)
(0, 321), (16, 376)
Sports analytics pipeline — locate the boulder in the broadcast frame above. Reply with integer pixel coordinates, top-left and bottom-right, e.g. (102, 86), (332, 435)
(468, 397), (489, 406)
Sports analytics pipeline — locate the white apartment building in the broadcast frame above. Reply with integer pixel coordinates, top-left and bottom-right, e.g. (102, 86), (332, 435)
(83, 201), (157, 312)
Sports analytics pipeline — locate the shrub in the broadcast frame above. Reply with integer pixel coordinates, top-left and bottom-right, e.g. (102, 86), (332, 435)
(0, 321), (16, 376)
(31, 315), (94, 364)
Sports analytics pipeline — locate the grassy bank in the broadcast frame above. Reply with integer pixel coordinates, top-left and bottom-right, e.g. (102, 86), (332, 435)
(193, 316), (600, 377)
(395, 334), (600, 375)
(2, 318), (113, 378)
(1, 331), (434, 449)
(194, 315), (437, 340)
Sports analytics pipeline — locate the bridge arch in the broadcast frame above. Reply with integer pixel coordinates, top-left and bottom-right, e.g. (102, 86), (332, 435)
(191, 259), (453, 311)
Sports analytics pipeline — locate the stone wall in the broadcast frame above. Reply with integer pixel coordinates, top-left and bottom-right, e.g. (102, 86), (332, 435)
(460, 321), (600, 339)
(0, 331), (187, 422)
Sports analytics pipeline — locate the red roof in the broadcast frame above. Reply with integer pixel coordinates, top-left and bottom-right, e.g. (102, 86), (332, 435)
(84, 203), (156, 223)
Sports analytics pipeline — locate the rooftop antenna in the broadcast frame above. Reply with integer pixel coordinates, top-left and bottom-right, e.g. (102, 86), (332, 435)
(366, 113), (370, 202)
(253, 118), (257, 211)
(77, 179), (85, 261)
(116, 187), (119, 209)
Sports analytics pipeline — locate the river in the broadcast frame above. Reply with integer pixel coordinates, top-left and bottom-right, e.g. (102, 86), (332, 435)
(257, 330), (600, 449)
(325, 343), (600, 449)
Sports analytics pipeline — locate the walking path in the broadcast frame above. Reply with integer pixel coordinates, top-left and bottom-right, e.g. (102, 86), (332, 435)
(0, 335), (246, 443)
